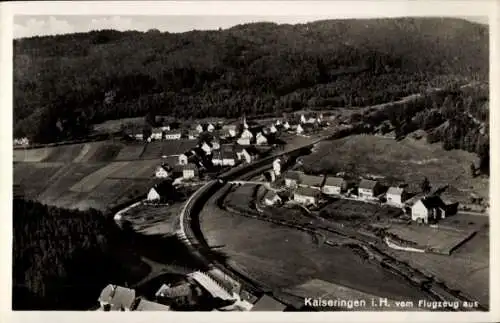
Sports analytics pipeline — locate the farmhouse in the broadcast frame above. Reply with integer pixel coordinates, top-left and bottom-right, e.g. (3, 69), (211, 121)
(98, 284), (136, 311)
(386, 186), (408, 206)
(164, 130), (182, 140)
(178, 151), (196, 165)
(273, 158), (282, 176)
(300, 114), (307, 124)
(147, 181), (175, 202)
(212, 149), (236, 166)
(150, 128), (163, 140)
(296, 124), (304, 135)
(222, 124), (238, 137)
(264, 190), (282, 206)
(358, 179), (381, 200)
(188, 130), (198, 140)
(322, 176), (347, 195)
(298, 174), (324, 190)
(207, 123), (215, 132)
(255, 132), (268, 145)
(411, 196), (447, 224)
(236, 146), (259, 164)
(155, 164), (171, 178)
(183, 163), (198, 179)
(195, 124), (204, 133)
(293, 186), (319, 206)
(285, 171), (303, 187)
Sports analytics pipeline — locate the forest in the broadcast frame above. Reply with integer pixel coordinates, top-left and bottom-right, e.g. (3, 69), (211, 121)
(12, 198), (141, 310)
(13, 18), (488, 144)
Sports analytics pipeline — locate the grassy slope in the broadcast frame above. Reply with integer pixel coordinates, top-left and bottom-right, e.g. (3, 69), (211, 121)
(302, 134), (488, 204)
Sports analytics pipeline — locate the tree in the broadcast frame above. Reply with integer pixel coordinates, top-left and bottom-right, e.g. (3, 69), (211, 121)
(421, 177), (431, 194)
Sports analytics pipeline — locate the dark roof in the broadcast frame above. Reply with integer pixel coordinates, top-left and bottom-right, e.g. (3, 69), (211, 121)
(300, 174), (324, 187)
(420, 196), (446, 209)
(359, 179), (378, 190)
(251, 295), (287, 311)
(285, 170), (303, 181)
(183, 163), (197, 170)
(295, 186), (320, 197)
(324, 176), (345, 187)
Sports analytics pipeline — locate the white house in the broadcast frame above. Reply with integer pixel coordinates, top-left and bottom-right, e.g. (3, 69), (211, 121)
(155, 164), (171, 178)
(151, 128), (163, 140)
(98, 284), (136, 311)
(147, 187), (161, 201)
(386, 186), (407, 207)
(275, 119), (282, 126)
(211, 140), (221, 150)
(411, 196), (447, 224)
(300, 114), (307, 124)
(178, 151), (195, 165)
(188, 130), (198, 140)
(207, 123), (215, 132)
(237, 129), (254, 145)
(237, 137), (251, 146)
(240, 129), (253, 139)
(255, 132), (268, 145)
(222, 124), (238, 138)
(236, 147), (259, 164)
(322, 176), (347, 195)
(201, 142), (213, 155)
(196, 124), (204, 133)
(134, 133), (144, 141)
(358, 179), (380, 200)
(273, 158), (282, 176)
(164, 130), (182, 140)
(264, 191), (282, 206)
(269, 124), (278, 134)
(14, 137), (30, 146)
(293, 186), (319, 206)
(183, 163), (198, 179)
(161, 125), (171, 131)
(283, 121), (290, 130)
(284, 171), (302, 187)
(296, 124), (304, 135)
(212, 150), (236, 166)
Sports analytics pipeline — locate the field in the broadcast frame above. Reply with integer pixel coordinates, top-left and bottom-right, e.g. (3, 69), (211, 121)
(302, 134), (489, 204)
(319, 198), (402, 222)
(69, 162), (130, 192)
(140, 140), (198, 160)
(114, 143), (146, 160)
(199, 202), (432, 302)
(121, 202), (183, 236)
(108, 159), (159, 179)
(13, 162), (64, 199)
(13, 147), (50, 162)
(386, 224), (476, 254)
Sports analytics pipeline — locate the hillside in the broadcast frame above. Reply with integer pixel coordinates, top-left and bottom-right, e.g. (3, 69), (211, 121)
(13, 18), (488, 143)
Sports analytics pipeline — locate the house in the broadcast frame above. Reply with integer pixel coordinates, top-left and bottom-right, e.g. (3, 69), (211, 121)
(411, 196), (448, 224)
(269, 124), (278, 134)
(161, 125), (171, 132)
(164, 130), (182, 140)
(150, 128), (163, 140)
(201, 141), (213, 155)
(251, 295), (287, 312)
(296, 124), (305, 135)
(155, 164), (171, 178)
(264, 190), (282, 206)
(212, 149), (236, 166)
(178, 151), (196, 165)
(98, 284), (136, 311)
(275, 119), (282, 126)
(207, 123), (215, 132)
(386, 186), (407, 206)
(358, 179), (380, 200)
(285, 171), (303, 187)
(237, 137), (251, 146)
(14, 137), (29, 146)
(293, 186), (320, 206)
(300, 114), (307, 124)
(255, 132), (268, 145)
(147, 181), (175, 202)
(236, 146), (259, 164)
(188, 130), (199, 140)
(183, 163), (198, 179)
(273, 158), (282, 176)
(322, 176), (347, 195)
(298, 174), (324, 189)
(222, 124), (238, 137)
(195, 124), (204, 133)
(283, 121), (290, 130)
(211, 139), (221, 150)
(134, 298), (170, 311)
(134, 133), (144, 141)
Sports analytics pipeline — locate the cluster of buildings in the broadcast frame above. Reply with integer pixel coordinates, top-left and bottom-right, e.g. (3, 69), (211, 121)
(263, 169), (457, 225)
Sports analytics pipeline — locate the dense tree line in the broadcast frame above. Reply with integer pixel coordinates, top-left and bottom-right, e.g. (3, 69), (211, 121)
(13, 18), (487, 143)
(12, 198), (138, 310)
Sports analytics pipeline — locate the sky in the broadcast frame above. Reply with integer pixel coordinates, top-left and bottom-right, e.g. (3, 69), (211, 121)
(13, 15), (489, 39)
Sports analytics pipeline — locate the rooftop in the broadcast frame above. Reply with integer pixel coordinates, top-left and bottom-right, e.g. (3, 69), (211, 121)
(300, 174), (324, 187)
(295, 186), (320, 197)
(324, 176), (345, 187)
(419, 195), (446, 209)
(285, 170), (303, 181)
(359, 179), (378, 190)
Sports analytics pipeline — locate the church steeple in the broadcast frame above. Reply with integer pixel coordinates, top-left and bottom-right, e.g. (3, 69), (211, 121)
(242, 114), (249, 129)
